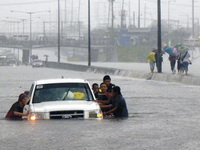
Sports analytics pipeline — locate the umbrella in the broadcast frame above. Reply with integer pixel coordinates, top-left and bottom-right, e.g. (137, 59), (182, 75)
(163, 46), (177, 56)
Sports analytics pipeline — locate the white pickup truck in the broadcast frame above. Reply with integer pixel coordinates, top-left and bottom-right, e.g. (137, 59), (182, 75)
(24, 78), (103, 120)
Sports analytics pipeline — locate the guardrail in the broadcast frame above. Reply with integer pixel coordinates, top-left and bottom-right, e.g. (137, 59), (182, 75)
(46, 61), (200, 86)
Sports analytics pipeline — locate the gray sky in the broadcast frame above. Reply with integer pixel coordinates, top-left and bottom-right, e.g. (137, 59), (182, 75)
(0, 0), (199, 33)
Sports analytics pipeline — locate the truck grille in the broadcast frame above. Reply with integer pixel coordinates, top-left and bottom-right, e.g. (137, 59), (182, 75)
(50, 110), (84, 119)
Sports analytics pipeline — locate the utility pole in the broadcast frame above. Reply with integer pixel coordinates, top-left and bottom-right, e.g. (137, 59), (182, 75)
(64, 0), (67, 35)
(121, 0), (126, 28)
(192, 0), (195, 38)
(61, 21), (64, 42)
(58, 0), (61, 63)
(129, 0), (131, 27)
(144, 3), (146, 28)
(138, 0), (140, 28)
(49, 11), (52, 38)
(107, 0), (117, 61)
(133, 11), (136, 27)
(22, 19), (26, 34)
(108, 1), (110, 27)
(88, 0), (91, 67)
(111, 0), (114, 29)
(78, 0), (81, 40)
(157, 0), (162, 73)
(197, 18), (199, 37)
(43, 21), (46, 42)
(168, 0), (170, 39)
(108, 0), (115, 28)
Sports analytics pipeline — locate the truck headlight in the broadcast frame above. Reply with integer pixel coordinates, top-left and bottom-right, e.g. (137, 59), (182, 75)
(28, 112), (44, 121)
(89, 110), (103, 119)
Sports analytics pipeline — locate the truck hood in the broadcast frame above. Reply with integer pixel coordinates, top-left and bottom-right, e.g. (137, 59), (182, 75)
(30, 101), (100, 112)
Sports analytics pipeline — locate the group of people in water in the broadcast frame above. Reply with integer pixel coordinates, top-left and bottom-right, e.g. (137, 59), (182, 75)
(92, 75), (128, 118)
(147, 44), (192, 75)
(5, 75), (129, 120)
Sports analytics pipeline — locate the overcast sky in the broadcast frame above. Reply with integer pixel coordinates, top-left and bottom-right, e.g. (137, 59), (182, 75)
(0, 0), (199, 33)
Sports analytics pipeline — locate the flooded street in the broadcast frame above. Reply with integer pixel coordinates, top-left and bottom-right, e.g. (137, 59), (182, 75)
(1, 66), (200, 150)
(0, 0), (199, 149)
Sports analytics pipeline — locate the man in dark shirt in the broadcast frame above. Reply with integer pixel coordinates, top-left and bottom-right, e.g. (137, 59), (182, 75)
(103, 86), (128, 118)
(103, 75), (115, 93)
(5, 93), (29, 120)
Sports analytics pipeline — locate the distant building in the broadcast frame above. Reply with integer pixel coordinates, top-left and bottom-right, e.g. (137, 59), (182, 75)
(117, 28), (155, 46)
(183, 38), (200, 47)
(11, 34), (29, 41)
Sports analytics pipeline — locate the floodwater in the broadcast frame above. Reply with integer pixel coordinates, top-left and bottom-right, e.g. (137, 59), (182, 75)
(0, 66), (200, 150)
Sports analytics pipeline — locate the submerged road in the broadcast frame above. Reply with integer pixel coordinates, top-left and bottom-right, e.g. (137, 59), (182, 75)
(0, 66), (200, 150)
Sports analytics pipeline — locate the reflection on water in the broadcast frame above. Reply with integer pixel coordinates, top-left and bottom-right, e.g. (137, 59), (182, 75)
(0, 118), (133, 150)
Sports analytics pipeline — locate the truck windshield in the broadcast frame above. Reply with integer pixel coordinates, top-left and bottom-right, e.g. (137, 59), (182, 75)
(32, 83), (94, 103)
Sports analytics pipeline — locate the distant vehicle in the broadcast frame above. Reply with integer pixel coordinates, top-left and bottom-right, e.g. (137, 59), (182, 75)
(6, 53), (17, 66)
(24, 78), (103, 120)
(7, 58), (17, 66)
(0, 55), (7, 66)
(0, 53), (17, 66)
(32, 59), (43, 68)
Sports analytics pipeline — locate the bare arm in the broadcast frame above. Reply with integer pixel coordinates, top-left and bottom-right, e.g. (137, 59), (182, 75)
(13, 111), (29, 117)
(99, 104), (112, 108)
(97, 100), (110, 105)
(103, 106), (117, 116)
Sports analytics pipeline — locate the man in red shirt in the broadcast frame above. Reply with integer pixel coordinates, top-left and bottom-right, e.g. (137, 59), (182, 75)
(5, 93), (29, 120)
